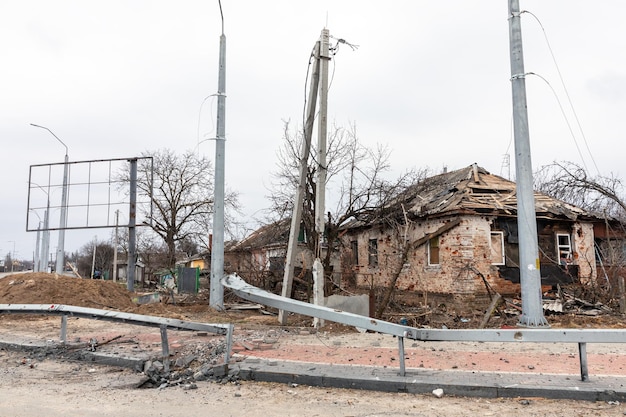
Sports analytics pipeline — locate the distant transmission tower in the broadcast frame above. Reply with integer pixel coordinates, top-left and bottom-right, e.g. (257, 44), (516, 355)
(500, 153), (511, 179)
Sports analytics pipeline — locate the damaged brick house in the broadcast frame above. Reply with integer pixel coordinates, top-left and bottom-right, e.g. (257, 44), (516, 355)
(227, 219), (312, 292)
(339, 164), (609, 310)
(227, 218), (343, 294)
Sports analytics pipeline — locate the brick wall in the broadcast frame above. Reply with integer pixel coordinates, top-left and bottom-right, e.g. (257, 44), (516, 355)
(341, 215), (598, 308)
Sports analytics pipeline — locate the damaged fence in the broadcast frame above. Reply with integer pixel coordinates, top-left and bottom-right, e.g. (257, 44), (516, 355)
(0, 303), (234, 370)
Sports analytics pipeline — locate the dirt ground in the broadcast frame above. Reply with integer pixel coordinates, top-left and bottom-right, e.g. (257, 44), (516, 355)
(1, 272), (625, 416)
(0, 348), (623, 417)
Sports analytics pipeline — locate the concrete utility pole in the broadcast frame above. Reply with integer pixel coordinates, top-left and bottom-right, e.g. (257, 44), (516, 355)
(278, 38), (322, 325)
(210, 2), (226, 310)
(313, 28), (330, 328)
(508, 0), (549, 327)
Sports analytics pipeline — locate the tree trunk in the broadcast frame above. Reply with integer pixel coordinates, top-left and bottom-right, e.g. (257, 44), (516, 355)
(375, 243), (410, 319)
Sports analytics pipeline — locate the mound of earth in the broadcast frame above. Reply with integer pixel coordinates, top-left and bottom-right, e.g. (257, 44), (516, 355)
(0, 272), (292, 326)
(0, 272), (136, 310)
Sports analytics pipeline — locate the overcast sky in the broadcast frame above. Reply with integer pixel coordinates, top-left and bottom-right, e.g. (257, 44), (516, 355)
(1, 1), (625, 263)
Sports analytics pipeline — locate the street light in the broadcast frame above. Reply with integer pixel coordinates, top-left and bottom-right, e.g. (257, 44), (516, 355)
(30, 123), (69, 274)
(29, 183), (52, 273)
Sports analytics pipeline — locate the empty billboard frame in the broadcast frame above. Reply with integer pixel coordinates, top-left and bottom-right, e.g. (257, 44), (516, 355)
(26, 157), (153, 232)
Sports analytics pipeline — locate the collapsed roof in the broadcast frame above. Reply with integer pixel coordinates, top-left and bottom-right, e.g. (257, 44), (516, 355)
(348, 164), (603, 228)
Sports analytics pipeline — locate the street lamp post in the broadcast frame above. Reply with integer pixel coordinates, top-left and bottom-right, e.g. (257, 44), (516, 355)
(30, 123), (69, 274)
(30, 185), (52, 273)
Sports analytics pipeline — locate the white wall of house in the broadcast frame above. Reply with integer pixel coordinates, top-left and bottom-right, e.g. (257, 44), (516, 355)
(571, 222), (596, 283)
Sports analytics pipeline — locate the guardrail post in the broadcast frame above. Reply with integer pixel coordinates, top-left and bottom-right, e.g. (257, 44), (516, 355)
(60, 315), (67, 344)
(398, 335), (406, 376)
(579, 342), (589, 381)
(160, 324), (170, 372)
(224, 324), (234, 364)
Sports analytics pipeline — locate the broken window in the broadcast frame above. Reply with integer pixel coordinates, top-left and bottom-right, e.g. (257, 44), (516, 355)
(490, 231), (505, 265)
(368, 238), (378, 267)
(428, 237), (440, 265)
(297, 222), (307, 243)
(556, 233), (572, 260)
(351, 240), (359, 265)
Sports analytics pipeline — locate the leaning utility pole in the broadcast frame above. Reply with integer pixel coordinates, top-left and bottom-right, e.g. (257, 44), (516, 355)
(508, 0), (549, 327)
(278, 29), (330, 325)
(210, 3), (227, 310)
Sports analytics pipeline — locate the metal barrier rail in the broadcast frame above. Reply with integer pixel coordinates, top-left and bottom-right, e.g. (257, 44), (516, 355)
(222, 274), (626, 381)
(0, 303), (234, 368)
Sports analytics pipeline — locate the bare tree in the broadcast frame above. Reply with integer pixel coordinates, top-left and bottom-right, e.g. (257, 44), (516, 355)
(76, 238), (114, 279)
(535, 161), (626, 312)
(267, 121), (428, 291)
(121, 149), (239, 270)
(535, 161), (626, 219)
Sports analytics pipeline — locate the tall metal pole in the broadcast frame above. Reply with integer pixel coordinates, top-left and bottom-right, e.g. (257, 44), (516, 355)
(113, 209), (119, 282)
(508, 0), (549, 327)
(127, 159), (138, 291)
(210, 7), (227, 310)
(34, 223), (41, 272)
(30, 124), (69, 275)
(41, 207), (50, 272)
(55, 153), (69, 274)
(91, 237), (96, 279)
(278, 40), (321, 325)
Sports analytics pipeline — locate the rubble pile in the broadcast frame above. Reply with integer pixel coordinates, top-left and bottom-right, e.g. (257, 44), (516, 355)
(139, 353), (241, 390)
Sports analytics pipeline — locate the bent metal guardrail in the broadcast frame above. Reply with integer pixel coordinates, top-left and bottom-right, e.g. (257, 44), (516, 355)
(0, 303), (234, 368)
(222, 273), (626, 381)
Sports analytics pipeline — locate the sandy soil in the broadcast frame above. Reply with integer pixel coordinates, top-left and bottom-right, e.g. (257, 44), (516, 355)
(1, 272), (626, 416)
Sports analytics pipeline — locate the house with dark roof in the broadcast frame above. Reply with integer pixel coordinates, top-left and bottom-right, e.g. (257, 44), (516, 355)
(226, 219), (312, 291)
(339, 164), (610, 310)
(227, 217), (343, 293)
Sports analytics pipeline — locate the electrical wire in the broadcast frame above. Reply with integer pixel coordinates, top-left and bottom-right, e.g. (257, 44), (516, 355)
(197, 94), (217, 154)
(526, 72), (589, 173)
(522, 10), (600, 175)
(301, 46), (317, 139)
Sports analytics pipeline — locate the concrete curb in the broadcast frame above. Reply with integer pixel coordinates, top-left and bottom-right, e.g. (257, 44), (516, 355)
(3, 335), (626, 401)
(235, 357), (626, 402)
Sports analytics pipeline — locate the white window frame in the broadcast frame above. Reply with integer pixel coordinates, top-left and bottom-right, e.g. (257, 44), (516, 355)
(556, 233), (572, 259)
(427, 236), (440, 266)
(490, 231), (505, 265)
(368, 238), (378, 267)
